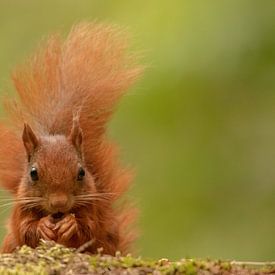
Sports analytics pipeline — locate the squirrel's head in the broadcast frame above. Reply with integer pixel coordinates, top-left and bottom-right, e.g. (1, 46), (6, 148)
(19, 118), (96, 215)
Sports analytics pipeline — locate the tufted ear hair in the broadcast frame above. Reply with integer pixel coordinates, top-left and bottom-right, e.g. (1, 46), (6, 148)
(68, 115), (83, 156)
(22, 123), (39, 161)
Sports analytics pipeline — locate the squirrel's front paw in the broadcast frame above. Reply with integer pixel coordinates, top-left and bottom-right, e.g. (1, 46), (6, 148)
(54, 213), (78, 244)
(37, 215), (57, 241)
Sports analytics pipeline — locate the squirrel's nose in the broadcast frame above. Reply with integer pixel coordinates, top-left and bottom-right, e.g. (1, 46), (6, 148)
(49, 194), (69, 211)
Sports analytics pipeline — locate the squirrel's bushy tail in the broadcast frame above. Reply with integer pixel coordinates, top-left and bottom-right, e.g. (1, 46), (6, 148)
(9, 23), (141, 135)
(0, 22), (142, 251)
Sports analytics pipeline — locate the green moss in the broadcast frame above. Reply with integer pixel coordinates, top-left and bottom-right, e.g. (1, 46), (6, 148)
(0, 241), (273, 274)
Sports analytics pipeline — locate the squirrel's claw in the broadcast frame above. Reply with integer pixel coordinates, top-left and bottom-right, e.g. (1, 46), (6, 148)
(37, 216), (56, 241)
(55, 213), (78, 244)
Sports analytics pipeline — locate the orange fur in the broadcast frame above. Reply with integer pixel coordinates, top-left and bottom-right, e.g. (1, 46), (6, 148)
(0, 22), (142, 254)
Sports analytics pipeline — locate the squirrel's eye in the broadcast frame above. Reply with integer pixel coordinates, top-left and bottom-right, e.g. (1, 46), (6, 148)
(77, 167), (85, 181)
(30, 167), (39, 181)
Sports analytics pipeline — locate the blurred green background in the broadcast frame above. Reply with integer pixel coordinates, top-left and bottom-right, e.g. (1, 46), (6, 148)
(0, 0), (274, 261)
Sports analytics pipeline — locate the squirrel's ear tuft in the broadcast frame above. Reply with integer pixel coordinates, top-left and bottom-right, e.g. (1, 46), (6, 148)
(22, 123), (39, 160)
(68, 116), (83, 155)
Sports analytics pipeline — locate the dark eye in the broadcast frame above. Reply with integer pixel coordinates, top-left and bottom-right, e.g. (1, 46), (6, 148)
(30, 167), (39, 181)
(77, 167), (85, 181)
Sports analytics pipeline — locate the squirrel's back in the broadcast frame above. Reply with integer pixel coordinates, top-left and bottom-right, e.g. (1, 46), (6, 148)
(0, 22), (142, 252)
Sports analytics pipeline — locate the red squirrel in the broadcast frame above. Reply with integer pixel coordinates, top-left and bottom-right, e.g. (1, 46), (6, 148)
(0, 22), (142, 254)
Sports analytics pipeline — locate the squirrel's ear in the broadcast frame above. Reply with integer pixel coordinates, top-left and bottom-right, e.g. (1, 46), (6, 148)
(68, 116), (83, 155)
(22, 123), (39, 160)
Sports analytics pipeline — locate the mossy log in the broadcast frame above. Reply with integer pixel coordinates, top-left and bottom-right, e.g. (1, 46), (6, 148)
(0, 241), (274, 274)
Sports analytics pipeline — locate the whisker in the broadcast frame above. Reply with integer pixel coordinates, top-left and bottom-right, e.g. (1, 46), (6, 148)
(0, 202), (16, 208)
(75, 197), (111, 202)
(76, 192), (116, 196)
(16, 200), (44, 204)
(74, 202), (96, 207)
(74, 196), (112, 208)
(21, 203), (42, 211)
(0, 198), (15, 201)
(75, 200), (97, 204)
(76, 198), (110, 202)
(74, 199), (109, 205)
(77, 192), (116, 196)
(16, 197), (45, 201)
(15, 197), (45, 204)
(0, 196), (44, 212)
(75, 193), (115, 201)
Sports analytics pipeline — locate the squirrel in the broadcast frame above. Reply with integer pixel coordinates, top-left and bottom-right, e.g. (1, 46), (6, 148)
(0, 22), (142, 254)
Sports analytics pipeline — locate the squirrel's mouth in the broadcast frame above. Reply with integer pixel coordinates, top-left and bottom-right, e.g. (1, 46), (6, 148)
(51, 212), (64, 220)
